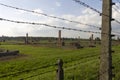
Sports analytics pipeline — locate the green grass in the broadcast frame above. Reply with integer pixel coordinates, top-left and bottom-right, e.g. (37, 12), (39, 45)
(0, 45), (119, 80)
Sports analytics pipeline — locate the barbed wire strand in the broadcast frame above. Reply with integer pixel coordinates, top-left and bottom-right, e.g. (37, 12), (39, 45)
(72, 0), (120, 26)
(21, 53), (119, 80)
(114, 3), (120, 9)
(112, 31), (120, 35)
(20, 54), (99, 80)
(65, 55), (99, 71)
(0, 3), (100, 29)
(112, 2), (120, 14)
(0, 17), (101, 34)
(19, 69), (55, 80)
(0, 1), (119, 36)
(0, 63), (57, 78)
(0, 53), (99, 78)
(113, 7), (120, 14)
(72, 0), (102, 15)
(0, 17), (120, 37)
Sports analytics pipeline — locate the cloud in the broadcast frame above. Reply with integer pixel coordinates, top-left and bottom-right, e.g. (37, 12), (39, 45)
(33, 9), (44, 13)
(61, 9), (101, 29)
(23, 8), (101, 38)
(55, 2), (61, 7)
(31, 8), (44, 17)
(15, 10), (26, 15)
(0, 7), (120, 38)
(0, 8), (101, 38)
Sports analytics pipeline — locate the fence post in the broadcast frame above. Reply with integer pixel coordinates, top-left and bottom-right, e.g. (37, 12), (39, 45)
(56, 59), (64, 80)
(58, 30), (62, 47)
(100, 0), (113, 80)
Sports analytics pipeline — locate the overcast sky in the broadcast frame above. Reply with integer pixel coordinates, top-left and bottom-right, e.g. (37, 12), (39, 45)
(0, 0), (120, 39)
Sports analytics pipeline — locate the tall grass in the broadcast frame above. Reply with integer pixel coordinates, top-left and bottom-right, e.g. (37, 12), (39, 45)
(0, 45), (119, 80)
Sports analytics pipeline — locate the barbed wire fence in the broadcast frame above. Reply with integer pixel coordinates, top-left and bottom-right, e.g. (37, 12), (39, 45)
(0, 0), (120, 80)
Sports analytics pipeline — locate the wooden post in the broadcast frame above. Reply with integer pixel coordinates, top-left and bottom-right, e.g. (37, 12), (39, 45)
(100, 0), (113, 80)
(56, 59), (64, 80)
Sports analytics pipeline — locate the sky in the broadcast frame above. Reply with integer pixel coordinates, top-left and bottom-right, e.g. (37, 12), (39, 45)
(0, 0), (120, 39)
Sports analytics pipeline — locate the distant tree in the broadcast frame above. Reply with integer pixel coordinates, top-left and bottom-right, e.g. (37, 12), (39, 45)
(95, 37), (101, 44)
(95, 37), (101, 41)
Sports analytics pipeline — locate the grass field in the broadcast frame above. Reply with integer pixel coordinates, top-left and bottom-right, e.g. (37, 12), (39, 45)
(0, 44), (120, 80)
